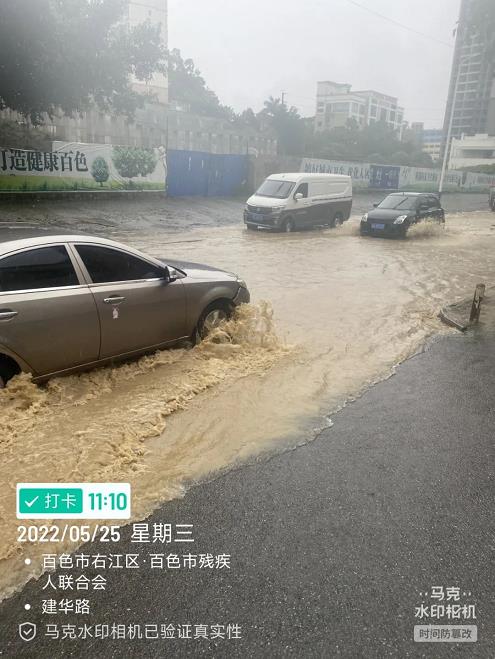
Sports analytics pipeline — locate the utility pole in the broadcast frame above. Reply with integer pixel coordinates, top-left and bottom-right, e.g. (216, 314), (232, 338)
(281, 91), (286, 107)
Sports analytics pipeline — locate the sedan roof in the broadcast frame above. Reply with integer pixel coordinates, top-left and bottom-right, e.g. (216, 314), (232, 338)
(0, 228), (124, 257)
(386, 192), (432, 197)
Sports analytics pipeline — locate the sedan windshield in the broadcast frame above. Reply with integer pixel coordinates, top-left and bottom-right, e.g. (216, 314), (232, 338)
(256, 180), (295, 199)
(377, 195), (418, 210)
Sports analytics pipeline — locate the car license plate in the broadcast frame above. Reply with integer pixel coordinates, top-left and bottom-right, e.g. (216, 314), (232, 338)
(371, 223), (385, 230)
(251, 212), (263, 221)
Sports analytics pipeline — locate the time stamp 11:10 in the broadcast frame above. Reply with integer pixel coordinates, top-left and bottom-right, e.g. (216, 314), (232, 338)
(16, 483), (131, 519)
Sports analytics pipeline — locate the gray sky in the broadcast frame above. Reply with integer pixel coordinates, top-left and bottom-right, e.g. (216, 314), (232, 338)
(168, 0), (461, 128)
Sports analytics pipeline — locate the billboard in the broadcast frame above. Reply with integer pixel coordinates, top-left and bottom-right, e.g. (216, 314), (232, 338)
(369, 165), (400, 190)
(0, 142), (167, 192)
(302, 158), (495, 192)
(301, 158), (371, 188)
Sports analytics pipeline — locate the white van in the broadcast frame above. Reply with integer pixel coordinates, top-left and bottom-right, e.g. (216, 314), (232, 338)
(244, 173), (353, 232)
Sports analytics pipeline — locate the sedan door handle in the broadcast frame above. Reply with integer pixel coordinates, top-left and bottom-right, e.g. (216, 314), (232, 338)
(0, 310), (18, 320)
(103, 296), (126, 305)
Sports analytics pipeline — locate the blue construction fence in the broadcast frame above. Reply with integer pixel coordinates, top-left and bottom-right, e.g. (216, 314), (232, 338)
(166, 150), (249, 197)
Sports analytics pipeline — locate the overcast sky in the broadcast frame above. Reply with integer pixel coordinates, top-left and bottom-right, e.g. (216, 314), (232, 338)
(167, 0), (461, 128)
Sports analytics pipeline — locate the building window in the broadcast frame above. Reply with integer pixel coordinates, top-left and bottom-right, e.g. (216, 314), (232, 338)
(331, 102), (350, 113)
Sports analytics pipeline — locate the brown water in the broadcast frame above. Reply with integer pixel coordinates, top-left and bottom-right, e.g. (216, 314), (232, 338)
(1, 211), (495, 599)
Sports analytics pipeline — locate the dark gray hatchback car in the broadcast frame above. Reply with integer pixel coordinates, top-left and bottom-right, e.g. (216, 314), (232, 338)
(360, 192), (445, 237)
(0, 231), (249, 387)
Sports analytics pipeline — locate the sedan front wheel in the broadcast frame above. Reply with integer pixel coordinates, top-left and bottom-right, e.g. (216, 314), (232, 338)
(0, 357), (19, 389)
(195, 301), (232, 342)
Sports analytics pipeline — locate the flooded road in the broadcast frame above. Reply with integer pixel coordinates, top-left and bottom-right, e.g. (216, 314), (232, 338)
(1, 196), (494, 599)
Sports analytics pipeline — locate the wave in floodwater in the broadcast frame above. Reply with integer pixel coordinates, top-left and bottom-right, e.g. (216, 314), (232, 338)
(1, 212), (495, 600)
(0, 302), (291, 599)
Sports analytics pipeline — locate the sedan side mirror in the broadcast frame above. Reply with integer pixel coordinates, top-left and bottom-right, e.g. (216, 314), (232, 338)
(373, 203), (378, 208)
(163, 266), (178, 283)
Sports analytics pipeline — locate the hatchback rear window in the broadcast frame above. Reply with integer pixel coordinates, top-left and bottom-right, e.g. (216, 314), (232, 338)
(377, 195), (417, 210)
(0, 245), (78, 292)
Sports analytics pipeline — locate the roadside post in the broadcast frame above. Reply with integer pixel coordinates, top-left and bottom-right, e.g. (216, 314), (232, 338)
(469, 284), (486, 324)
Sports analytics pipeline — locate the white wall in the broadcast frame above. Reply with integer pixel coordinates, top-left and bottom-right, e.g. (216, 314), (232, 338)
(301, 158), (495, 191)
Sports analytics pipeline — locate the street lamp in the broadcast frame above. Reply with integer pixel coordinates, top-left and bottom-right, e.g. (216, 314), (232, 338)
(439, 53), (471, 198)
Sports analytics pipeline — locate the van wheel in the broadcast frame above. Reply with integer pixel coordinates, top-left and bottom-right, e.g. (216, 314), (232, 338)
(281, 218), (295, 233)
(331, 213), (343, 228)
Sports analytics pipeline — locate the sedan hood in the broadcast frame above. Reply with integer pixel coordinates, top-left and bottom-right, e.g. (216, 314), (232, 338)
(160, 257), (238, 281)
(366, 208), (414, 224)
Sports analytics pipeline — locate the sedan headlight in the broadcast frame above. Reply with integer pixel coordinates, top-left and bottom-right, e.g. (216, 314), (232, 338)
(236, 277), (248, 289)
(361, 213), (368, 222)
(393, 215), (408, 225)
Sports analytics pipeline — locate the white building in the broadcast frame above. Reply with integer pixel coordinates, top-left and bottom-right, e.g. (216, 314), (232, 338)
(128, 0), (168, 105)
(449, 133), (495, 169)
(422, 129), (443, 163)
(315, 81), (404, 133)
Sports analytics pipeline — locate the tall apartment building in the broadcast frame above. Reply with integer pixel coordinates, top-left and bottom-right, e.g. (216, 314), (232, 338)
(315, 81), (404, 133)
(442, 0), (495, 146)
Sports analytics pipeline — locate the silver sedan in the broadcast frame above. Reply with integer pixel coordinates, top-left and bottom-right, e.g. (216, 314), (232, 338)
(0, 231), (250, 387)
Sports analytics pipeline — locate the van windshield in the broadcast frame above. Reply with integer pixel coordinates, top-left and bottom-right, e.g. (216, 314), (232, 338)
(256, 180), (295, 199)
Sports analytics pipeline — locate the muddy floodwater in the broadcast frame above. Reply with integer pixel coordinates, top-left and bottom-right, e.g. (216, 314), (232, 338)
(1, 199), (494, 599)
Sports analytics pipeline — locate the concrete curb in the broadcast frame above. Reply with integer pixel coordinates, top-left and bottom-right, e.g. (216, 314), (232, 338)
(0, 190), (167, 203)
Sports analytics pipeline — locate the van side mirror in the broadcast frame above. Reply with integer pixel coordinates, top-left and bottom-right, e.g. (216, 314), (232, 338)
(294, 192), (303, 201)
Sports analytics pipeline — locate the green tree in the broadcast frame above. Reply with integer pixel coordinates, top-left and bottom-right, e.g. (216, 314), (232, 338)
(91, 156), (110, 187)
(0, 119), (50, 150)
(168, 49), (234, 119)
(0, 0), (166, 124)
(258, 96), (306, 156)
(112, 146), (157, 185)
(238, 108), (260, 130)
(307, 118), (436, 167)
